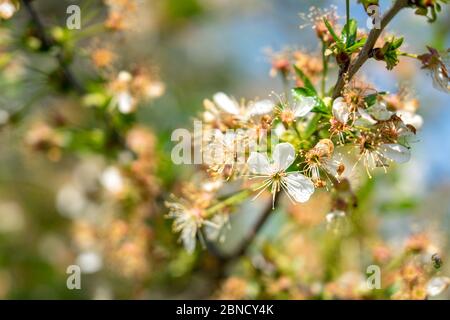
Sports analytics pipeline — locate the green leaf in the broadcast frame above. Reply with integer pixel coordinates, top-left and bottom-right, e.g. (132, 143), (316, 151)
(303, 113), (322, 139)
(342, 19), (358, 47)
(364, 93), (378, 107)
(346, 38), (366, 53)
(292, 87), (316, 99)
(311, 103), (329, 115)
(323, 18), (344, 49)
(391, 37), (404, 50)
(293, 65), (317, 94)
(414, 7), (427, 16)
(363, 91), (386, 106)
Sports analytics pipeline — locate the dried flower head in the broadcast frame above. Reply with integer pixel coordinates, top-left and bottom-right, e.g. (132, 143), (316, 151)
(418, 46), (449, 93)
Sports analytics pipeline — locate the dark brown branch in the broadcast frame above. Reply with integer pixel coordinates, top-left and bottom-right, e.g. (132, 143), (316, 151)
(206, 192), (281, 262)
(22, 0), (85, 94)
(332, 0), (410, 98)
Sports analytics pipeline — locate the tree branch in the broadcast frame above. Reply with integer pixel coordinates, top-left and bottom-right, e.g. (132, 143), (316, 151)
(332, 0), (410, 98)
(22, 0), (85, 94)
(206, 192), (281, 262)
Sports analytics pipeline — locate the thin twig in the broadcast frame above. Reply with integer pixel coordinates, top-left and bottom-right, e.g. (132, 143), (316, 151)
(21, 0), (85, 94)
(332, 0), (410, 98)
(345, 0), (350, 45)
(231, 192), (280, 258)
(206, 192), (281, 262)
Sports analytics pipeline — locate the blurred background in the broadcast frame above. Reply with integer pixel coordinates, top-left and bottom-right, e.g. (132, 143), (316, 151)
(0, 0), (449, 299)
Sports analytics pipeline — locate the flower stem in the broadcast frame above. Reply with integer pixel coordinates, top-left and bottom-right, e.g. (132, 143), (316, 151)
(205, 192), (281, 261)
(346, 0), (350, 43)
(399, 52), (419, 59)
(204, 189), (252, 218)
(321, 40), (329, 97)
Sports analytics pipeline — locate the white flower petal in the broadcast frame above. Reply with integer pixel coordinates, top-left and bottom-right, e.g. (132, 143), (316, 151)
(293, 96), (316, 118)
(274, 123), (286, 138)
(248, 99), (275, 117)
(397, 110), (423, 130)
(325, 210), (346, 223)
(247, 152), (272, 175)
(357, 107), (377, 125)
(323, 158), (342, 177)
(272, 142), (296, 171)
(426, 277), (450, 297)
(181, 219), (197, 254)
(332, 97), (350, 124)
(283, 172), (315, 203)
(380, 144), (411, 164)
(117, 91), (135, 114)
(368, 102), (393, 121)
(213, 92), (240, 115)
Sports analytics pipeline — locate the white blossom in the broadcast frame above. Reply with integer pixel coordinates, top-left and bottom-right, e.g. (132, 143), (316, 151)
(117, 90), (135, 114)
(213, 92), (240, 115)
(332, 97), (350, 124)
(396, 110), (423, 130)
(213, 92), (275, 120)
(166, 202), (202, 254)
(426, 277), (450, 297)
(292, 96), (316, 118)
(247, 142), (315, 207)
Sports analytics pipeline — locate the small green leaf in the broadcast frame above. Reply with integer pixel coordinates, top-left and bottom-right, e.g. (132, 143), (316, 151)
(391, 37), (404, 50)
(292, 87), (316, 99)
(323, 18), (344, 49)
(293, 65), (317, 94)
(342, 19), (358, 47)
(346, 38), (366, 53)
(364, 92), (385, 107)
(414, 7), (427, 16)
(303, 114), (322, 139)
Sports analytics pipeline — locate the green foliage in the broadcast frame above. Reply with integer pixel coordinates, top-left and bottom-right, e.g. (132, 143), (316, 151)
(372, 37), (404, 70)
(323, 18), (366, 55)
(412, 0), (449, 22)
(292, 87), (329, 115)
(293, 65), (317, 94)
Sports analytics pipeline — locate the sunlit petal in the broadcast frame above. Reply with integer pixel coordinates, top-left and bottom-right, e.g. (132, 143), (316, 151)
(293, 96), (316, 118)
(283, 172), (315, 203)
(380, 144), (411, 164)
(213, 92), (240, 115)
(272, 142), (296, 171)
(247, 152), (272, 175)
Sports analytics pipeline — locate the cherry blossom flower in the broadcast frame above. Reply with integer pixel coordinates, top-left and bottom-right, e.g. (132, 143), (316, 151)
(396, 110), (423, 130)
(418, 47), (449, 93)
(166, 198), (226, 253)
(247, 142), (315, 207)
(203, 129), (239, 174)
(304, 139), (344, 186)
(333, 97), (393, 127)
(332, 97), (351, 124)
(213, 92), (275, 121)
(357, 138), (411, 177)
(166, 201), (203, 254)
(279, 96), (316, 124)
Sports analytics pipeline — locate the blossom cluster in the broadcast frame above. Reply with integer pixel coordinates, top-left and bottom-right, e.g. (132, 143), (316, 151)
(166, 3), (448, 255)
